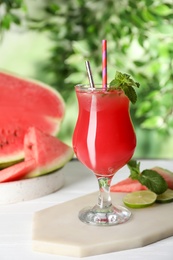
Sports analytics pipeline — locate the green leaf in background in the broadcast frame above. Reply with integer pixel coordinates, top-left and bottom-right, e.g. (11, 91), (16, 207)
(135, 101), (151, 117)
(142, 8), (157, 22)
(153, 4), (172, 16)
(141, 116), (164, 129)
(1, 14), (12, 29)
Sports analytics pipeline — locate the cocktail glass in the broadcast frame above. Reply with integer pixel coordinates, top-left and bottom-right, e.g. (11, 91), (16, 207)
(73, 84), (136, 226)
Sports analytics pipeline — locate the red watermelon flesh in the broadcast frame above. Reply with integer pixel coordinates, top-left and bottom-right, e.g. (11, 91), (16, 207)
(111, 178), (147, 192)
(24, 127), (74, 178)
(0, 159), (36, 183)
(0, 71), (64, 117)
(0, 71), (65, 166)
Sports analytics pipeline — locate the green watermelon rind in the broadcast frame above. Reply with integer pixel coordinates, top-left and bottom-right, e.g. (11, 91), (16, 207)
(0, 158), (24, 169)
(25, 148), (73, 178)
(0, 151), (25, 167)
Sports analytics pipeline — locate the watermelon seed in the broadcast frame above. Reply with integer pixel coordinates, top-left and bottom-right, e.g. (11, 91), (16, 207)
(28, 144), (33, 150)
(0, 140), (9, 147)
(14, 130), (18, 137)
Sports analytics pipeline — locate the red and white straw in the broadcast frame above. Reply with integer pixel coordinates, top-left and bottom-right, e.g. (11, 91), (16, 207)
(102, 39), (107, 90)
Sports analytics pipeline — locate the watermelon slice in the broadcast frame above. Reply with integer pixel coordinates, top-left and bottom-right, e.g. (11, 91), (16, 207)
(0, 71), (65, 167)
(111, 178), (147, 192)
(152, 167), (173, 190)
(24, 127), (74, 178)
(0, 159), (36, 183)
(111, 167), (173, 193)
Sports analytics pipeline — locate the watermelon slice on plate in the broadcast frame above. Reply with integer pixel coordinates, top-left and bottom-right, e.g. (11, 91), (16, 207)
(24, 127), (74, 178)
(0, 71), (65, 167)
(0, 127), (74, 182)
(0, 159), (36, 183)
(0, 127), (73, 203)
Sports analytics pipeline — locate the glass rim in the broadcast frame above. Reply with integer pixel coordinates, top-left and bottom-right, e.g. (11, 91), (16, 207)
(75, 83), (103, 88)
(75, 84), (123, 93)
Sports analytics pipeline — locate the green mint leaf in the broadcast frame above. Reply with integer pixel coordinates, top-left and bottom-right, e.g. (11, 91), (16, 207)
(109, 71), (140, 104)
(127, 159), (168, 194)
(139, 169), (168, 195)
(127, 159), (140, 180)
(123, 85), (137, 104)
(127, 159), (139, 168)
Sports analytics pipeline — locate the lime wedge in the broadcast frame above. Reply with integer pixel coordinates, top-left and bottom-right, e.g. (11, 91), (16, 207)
(123, 190), (157, 209)
(156, 189), (173, 203)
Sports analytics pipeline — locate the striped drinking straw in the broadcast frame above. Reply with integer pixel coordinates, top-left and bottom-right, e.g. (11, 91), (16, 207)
(102, 39), (107, 90)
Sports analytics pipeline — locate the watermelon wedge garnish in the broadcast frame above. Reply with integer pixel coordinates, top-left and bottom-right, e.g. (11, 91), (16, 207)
(152, 167), (173, 190)
(111, 167), (173, 193)
(111, 178), (147, 192)
(0, 71), (65, 167)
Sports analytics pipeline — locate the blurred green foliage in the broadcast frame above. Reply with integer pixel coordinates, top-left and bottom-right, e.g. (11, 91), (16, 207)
(0, 0), (173, 158)
(0, 0), (25, 31)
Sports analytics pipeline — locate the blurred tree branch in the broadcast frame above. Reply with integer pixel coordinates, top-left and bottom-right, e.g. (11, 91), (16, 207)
(0, 0), (173, 137)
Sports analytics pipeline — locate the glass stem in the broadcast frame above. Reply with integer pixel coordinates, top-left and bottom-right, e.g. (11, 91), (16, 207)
(97, 176), (113, 210)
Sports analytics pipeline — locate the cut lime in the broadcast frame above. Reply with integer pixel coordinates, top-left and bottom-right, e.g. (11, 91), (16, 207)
(156, 189), (173, 203)
(123, 190), (157, 209)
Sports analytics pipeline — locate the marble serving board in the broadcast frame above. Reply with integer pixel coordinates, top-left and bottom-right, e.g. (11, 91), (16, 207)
(32, 191), (173, 258)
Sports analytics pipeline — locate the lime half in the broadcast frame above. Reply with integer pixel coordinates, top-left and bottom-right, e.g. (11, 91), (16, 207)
(123, 190), (157, 209)
(156, 189), (173, 203)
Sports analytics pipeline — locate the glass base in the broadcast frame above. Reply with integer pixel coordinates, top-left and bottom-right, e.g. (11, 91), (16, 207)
(78, 205), (131, 226)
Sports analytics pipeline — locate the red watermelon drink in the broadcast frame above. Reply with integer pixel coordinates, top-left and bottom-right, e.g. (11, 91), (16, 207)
(73, 76), (139, 226)
(73, 87), (136, 177)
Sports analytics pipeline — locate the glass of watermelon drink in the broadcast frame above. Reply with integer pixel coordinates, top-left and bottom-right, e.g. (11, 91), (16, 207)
(73, 84), (136, 226)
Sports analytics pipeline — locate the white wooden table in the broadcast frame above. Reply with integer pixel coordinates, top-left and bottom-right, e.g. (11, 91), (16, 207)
(0, 159), (173, 260)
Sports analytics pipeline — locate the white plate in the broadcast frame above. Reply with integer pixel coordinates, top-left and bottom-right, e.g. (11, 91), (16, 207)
(0, 169), (64, 204)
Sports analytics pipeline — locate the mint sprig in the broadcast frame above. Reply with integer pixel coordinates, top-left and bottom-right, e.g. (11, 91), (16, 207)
(109, 71), (140, 104)
(127, 159), (168, 195)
